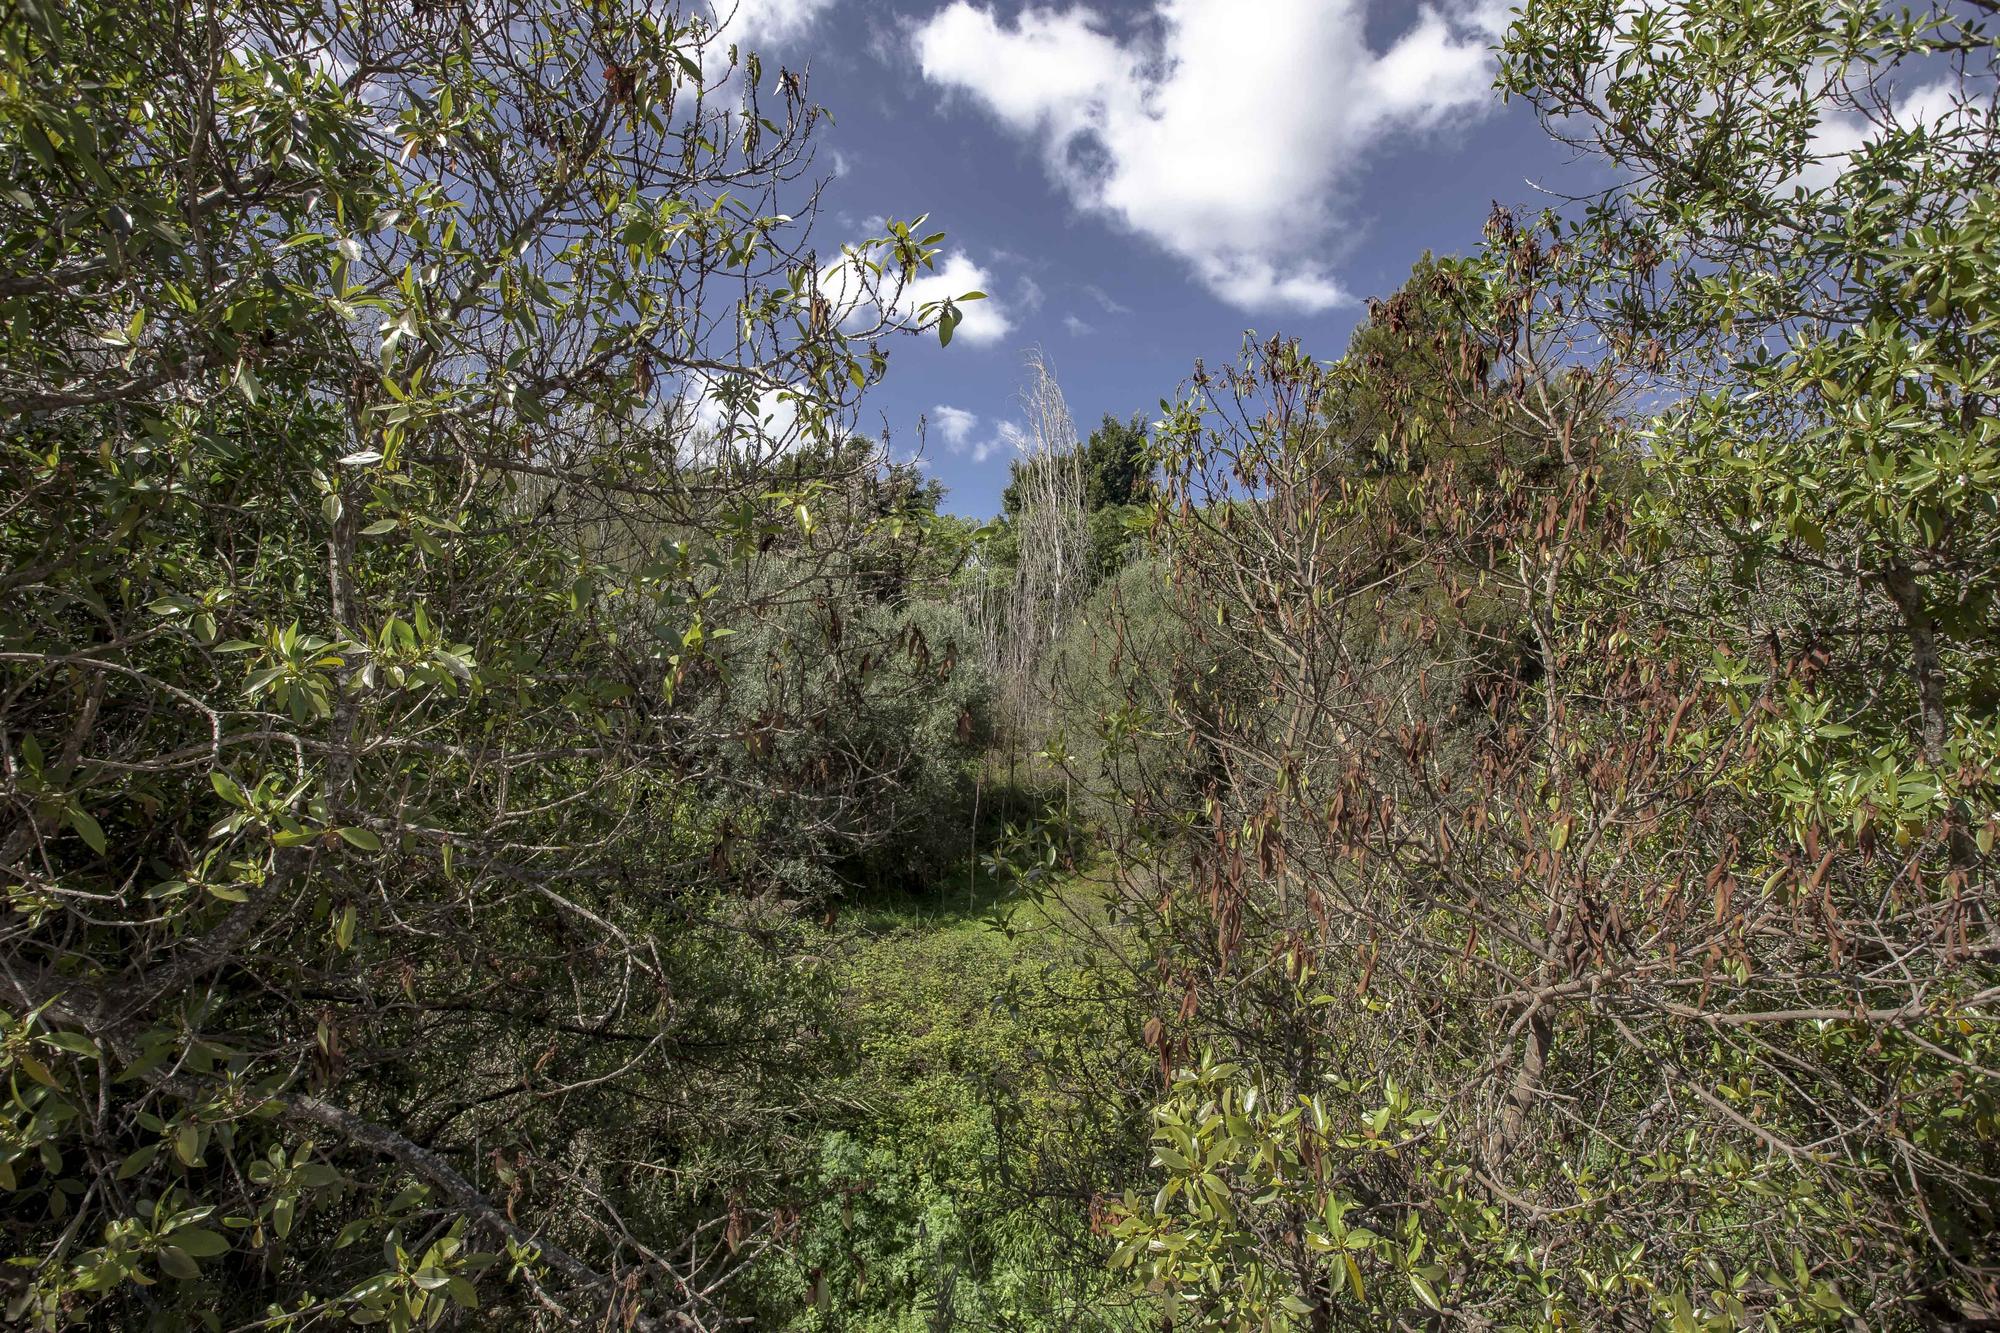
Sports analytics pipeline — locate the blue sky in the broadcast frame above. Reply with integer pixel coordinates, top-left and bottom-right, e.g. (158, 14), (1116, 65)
(708, 0), (1585, 516)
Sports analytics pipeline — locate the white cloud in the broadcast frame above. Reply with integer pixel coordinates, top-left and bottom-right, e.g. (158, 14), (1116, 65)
(932, 404), (979, 446)
(706, 0), (838, 46)
(1062, 313), (1095, 336)
(809, 247), (1014, 346)
(931, 407), (1027, 463)
(1082, 283), (1131, 315)
(1199, 260), (1346, 314)
(1799, 78), (1967, 190)
(898, 252), (1014, 345)
(1359, 6), (1497, 125)
(695, 0), (839, 84)
(674, 377), (822, 463)
(912, 0), (1504, 314)
(1018, 274), (1046, 312)
(975, 420), (1028, 463)
(1579, 8), (1972, 195)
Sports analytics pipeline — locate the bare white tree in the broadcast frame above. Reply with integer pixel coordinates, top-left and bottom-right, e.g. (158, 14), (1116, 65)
(998, 349), (1090, 746)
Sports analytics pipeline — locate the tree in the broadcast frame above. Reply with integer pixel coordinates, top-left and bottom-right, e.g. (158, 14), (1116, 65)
(1080, 411), (1152, 513)
(1502, 0), (2000, 875)
(0, 0), (978, 1326)
(691, 571), (991, 898)
(1000, 410), (1152, 583)
(1093, 2), (2000, 1318)
(977, 352), (1091, 757)
(1105, 295), (1639, 1330)
(1006, 412), (1152, 518)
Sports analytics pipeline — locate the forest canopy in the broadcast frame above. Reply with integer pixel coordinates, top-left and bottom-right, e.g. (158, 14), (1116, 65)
(1, 0), (1995, 1330)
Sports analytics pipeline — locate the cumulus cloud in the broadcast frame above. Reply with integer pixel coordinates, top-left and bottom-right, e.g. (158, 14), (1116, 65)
(1062, 313), (1095, 336)
(896, 252), (1014, 345)
(1799, 78), (1967, 190)
(705, 0), (838, 46)
(977, 420), (1028, 463)
(931, 404), (979, 447)
(810, 247), (1014, 346)
(929, 407), (1027, 463)
(695, 0), (839, 84)
(911, 0), (1505, 313)
(677, 379), (818, 461)
(1584, 5), (1972, 194)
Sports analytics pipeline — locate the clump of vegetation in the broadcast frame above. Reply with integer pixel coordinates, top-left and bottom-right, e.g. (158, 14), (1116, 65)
(1088, 4), (2000, 1328)
(2, 0), (1994, 1329)
(756, 876), (1139, 1331)
(0, 0), (987, 1326)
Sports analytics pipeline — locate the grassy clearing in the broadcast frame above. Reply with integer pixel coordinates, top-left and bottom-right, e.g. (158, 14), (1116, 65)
(760, 863), (1140, 1330)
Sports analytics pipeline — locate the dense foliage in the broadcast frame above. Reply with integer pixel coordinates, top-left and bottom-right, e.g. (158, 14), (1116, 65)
(0, 0), (983, 1326)
(2, 0), (1994, 1330)
(1085, 4), (2000, 1328)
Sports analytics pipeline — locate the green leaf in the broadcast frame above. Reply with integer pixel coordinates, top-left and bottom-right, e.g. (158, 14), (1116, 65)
(156, 1245), (200, 1280)
(210, 771), (246, 807)
(117, 1144), (159, 1179)
(166, 1227), (229, 1258)
(337, 826), (383, 851)
(344, 1273), (397, 1301)
(66, 807), (107, 854)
